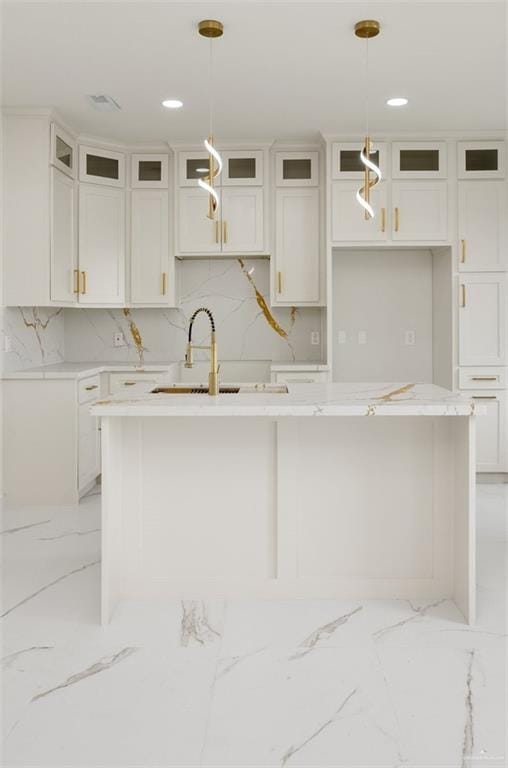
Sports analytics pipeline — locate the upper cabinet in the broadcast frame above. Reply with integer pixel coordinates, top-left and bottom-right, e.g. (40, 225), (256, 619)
(131, 153), (168, 189)
(51, 123), (76, 178)
(131, 189), (172, 304)
(458, 181), (508, 271)
(222, 150), (263, 186)
(175, 147), (267, 256)
(391, 141), (447, 179)
(276, 152), (319, 186)
(331, 141), (388, 180)
(273, 150), (323, 305)
(458, 141), (505, 179)
(50, 167), (78, 303)
(79, 145), (125, 187)
(391, 181), (448, 242)
(331, 180), (388, 242)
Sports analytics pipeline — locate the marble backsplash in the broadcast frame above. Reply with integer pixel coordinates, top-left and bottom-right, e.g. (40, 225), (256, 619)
(1, 306), (65, 373)
(2, 260), (325, 371)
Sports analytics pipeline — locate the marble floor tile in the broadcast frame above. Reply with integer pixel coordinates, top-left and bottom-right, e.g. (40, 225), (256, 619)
(1, 483), (506, 767)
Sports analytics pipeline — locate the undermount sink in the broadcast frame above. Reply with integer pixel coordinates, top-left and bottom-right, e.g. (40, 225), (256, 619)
(151, 384), (289, 395)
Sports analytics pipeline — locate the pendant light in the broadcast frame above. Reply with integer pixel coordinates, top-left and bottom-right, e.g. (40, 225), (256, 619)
(198, 19), (224, 220)
(354, 19), (382, 220)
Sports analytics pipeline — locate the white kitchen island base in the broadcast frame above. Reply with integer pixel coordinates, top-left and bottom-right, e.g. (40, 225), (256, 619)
(97, 385), (477, 625)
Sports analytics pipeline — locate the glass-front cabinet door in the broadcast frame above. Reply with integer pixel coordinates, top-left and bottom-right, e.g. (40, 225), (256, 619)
(51, 123), (76, 178)
(79, 145), (125, 188)
(178, 151), (213, 187)
(331, 142), (388, 180)
(458, 141), (505, 179)
(392, 142), (447, 178)
(131, 154), (168, 189)
(221, 151), (263, 186)
(276, 152), (319, 186)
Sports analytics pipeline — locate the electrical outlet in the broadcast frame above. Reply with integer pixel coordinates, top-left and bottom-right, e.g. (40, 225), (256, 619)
(310, 331), (320, 346)
(358, 330), (367, 345)
(337, 330), (347, 345)
(404, 330), (416, 346)
(113, 331), (126, 347)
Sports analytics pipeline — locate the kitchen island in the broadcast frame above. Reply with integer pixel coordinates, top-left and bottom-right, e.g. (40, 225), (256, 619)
(92, 382), (478, 624)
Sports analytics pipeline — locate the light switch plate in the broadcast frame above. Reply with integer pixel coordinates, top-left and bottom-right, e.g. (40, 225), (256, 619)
(338, 330), (347, 345)
(358, 330), (367, 345)
(310, 331), (320, 345)
(404, 330), (416, 346)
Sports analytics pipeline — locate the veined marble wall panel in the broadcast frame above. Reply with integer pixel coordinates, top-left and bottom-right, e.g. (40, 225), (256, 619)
(1, 307), (65, 373)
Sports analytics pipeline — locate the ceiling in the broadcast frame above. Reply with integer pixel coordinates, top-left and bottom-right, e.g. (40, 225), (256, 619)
(2, 1), (506, 144)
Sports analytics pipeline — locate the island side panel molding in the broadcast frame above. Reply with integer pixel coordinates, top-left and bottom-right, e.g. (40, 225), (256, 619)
(452, 416), (476, 624)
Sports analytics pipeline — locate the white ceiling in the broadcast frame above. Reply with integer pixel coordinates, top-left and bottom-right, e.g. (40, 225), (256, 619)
(2, 1), (506, 144)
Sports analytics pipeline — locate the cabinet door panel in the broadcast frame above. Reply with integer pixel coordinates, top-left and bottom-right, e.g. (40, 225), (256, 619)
(178, 188), (221, 254)
(51, 123), (76, 178)
(221, 187), (264, 253)
(471, 392), (507, 472)
(131, 190), (170, 304)
(331, 181), (388, 242)
(275, 188), (320, 303)
(50, 167), (77, 303)
(458, 141), (505, 179)
(458, 182), (507, 271)
(459, 274), (506, 365)
(79, 145), (125, 187)
(222, 151), (263, 186)
(392, 181), (448, 241)
(78, 184), (125, 304)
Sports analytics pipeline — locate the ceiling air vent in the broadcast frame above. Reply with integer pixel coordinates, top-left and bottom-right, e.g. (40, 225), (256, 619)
(86, 94), (122, 112)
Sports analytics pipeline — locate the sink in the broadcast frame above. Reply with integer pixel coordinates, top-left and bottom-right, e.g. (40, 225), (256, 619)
(151, 384), (288, 395)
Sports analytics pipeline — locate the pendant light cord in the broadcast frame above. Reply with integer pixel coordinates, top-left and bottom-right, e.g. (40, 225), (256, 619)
(209, 37), (213, 137)
(365, 36), (369, 139)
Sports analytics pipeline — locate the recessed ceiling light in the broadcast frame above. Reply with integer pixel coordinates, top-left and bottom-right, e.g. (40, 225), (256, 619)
(162, 99), (183, 109)
(386, 97), (408, 107)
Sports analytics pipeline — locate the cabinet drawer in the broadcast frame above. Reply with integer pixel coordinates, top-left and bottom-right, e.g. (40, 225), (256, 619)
(274, 371), (328, 384)
(78, 375), (101, 403)
(109, 372), (165, 394)
(459, 367), (506, 389)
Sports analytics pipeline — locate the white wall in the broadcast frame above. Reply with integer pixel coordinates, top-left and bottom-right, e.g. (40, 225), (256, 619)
(332, 249), (434, 382)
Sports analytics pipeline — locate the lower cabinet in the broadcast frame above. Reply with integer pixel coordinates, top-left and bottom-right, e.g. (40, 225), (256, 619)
(459, 273), (507, 366)
(109, 371), (166, 394)
(78, 375), (101, 492)
(274, 187), (321, 303)
(471, 390), (507, 472)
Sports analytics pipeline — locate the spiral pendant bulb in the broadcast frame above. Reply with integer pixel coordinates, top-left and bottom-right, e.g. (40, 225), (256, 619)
(356, 138), (382, 220)
(198, 137), (223, 219)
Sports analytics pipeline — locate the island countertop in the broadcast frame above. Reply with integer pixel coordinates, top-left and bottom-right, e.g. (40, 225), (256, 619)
(91, 381), (478, 417)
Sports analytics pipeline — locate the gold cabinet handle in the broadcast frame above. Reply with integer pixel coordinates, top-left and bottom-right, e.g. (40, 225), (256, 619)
(472, 395), (497, 400)
(223, 220), (228, 244)
(277, 271), (282, 294)
(461, 239), (466, 264)
(215, 220), (220, 244)
(394, 207), (400, 232)
(81, 271), (87, 295)
(123, 381), (137, 386)
(381, 207), (386, 233)
(460, 283), (466, 307)
(161, 272), (167, 295)
(73, 269), (80, 294)
(85, 384), (98, 391)
(471, 376), (497, 381)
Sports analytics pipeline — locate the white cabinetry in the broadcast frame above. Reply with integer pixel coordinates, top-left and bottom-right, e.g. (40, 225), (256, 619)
(459, 274), (506, 366)
(391, 142), (447, 179)
(471, 391), (507, 472)
(175, 147), (266, 256)
(78, 375), (101, 491)
(274, 187), (320, 303)
(51, 122), (76, 178)
(131, 190), (172, 304)
(458, 181), (507, 271)
(79, 144), (125, 187)
(458, 141), (505, 179)
(78, 183), (125, 304)
(391, 181), (448, 241)
(331, 181), (388, 242)
(50, 167), (78, 303)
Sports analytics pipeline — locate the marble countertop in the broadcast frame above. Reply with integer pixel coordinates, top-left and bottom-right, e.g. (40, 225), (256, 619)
(2, 361), (178, 380)
(270, 362), (329, 371)
(91, 382), (478, 418)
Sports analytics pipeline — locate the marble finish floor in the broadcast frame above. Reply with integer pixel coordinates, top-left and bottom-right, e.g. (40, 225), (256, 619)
(1, 484), (506, 768)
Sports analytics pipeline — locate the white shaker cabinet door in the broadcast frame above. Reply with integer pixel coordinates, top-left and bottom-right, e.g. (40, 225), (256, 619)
(391, 181), (448, 241)
(274, 187), (320, 303)
(131, 190), (171, 304)
(50, 167), (77, 303)
(78, 184), (125, 304)
(459, 274), (507, 366)
(458, 181), (508, 271)
(177, 188), (221, 254)
(471, 391), (507, 472)
(221, 187), (264, 253)
(331, 181), (388, 242)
